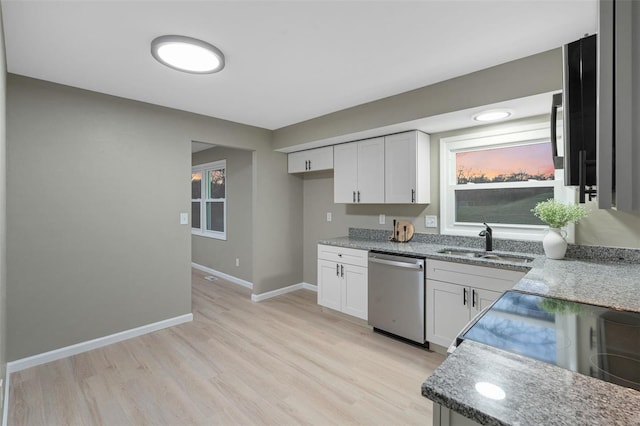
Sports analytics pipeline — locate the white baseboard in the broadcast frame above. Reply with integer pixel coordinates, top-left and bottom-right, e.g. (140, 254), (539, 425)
(2, 369), (10, 426)
(302, 282), (317, 292)
(191, 262), (253, 289)
(252, 282), (317, 302)
(6, 313), (193, 374)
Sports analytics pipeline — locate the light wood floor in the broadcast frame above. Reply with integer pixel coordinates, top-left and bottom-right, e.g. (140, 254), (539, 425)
(9, 269), (445, 425)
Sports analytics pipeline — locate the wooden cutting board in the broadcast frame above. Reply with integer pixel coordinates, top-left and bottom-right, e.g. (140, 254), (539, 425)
(390, 220), (414, 242)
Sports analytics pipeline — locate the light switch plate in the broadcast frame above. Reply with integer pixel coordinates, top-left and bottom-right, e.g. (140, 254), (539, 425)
(425, 215), (438, 228)
(180, 212), (189, 225)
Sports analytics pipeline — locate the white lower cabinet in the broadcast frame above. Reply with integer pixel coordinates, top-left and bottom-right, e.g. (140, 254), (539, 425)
(426, 259), (525, 348)
(317, 244), (368, 320)
(433, 403), (481, 426)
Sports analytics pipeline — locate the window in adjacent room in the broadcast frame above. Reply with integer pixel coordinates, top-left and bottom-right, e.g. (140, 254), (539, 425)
(441, 122), (569, 241)
(192, 160), (226, 240)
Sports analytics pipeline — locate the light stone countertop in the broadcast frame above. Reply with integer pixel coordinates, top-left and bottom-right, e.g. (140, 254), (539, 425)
(319, 236), (640, 312)
(318, 236), (640, 425)
(421, 340), (640, 426)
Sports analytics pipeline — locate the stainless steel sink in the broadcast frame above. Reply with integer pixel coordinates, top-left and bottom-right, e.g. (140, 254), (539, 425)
(438, 249), (483, 258)
(437, 249), (533, 264)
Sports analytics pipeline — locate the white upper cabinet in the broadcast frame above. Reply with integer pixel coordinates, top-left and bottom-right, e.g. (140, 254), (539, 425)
(288, 146), (334, 173)
(384, 131), (430, 203)
(334, 137), (385, 203)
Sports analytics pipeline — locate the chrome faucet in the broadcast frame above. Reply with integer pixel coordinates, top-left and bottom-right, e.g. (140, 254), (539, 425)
(479, 223), (493, 252)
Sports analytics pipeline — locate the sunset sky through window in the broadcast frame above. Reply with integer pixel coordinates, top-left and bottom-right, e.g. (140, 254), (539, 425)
(456, 142), (554, 180)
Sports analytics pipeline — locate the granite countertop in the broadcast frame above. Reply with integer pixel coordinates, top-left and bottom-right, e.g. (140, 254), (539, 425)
(422, 340), (640, 426)
(319, 236), (640, 312)
(318, 235), (640, 425)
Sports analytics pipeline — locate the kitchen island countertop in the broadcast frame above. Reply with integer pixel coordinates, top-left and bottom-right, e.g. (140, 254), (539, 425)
(318, 236), (640, 425)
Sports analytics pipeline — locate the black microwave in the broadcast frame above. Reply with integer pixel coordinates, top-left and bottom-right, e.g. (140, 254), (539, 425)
(551, 34), (597, 203)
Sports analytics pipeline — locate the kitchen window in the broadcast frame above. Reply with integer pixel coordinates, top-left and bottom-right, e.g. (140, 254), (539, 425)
(441, 122), (569, 241)
(192, 160), (226, 240)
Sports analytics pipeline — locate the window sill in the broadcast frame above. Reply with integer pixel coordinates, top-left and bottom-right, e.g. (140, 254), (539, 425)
(192, 230), (227, 241)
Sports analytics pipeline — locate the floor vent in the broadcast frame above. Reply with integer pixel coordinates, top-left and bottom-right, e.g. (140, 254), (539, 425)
(204, 276), (218, 281)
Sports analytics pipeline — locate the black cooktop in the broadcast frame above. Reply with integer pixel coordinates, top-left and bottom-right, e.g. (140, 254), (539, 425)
(458, 290), (640, 392)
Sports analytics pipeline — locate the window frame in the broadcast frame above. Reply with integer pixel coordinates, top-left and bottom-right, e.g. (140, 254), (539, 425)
(192, 160), (227, 240)
(440, 122), (573, 242)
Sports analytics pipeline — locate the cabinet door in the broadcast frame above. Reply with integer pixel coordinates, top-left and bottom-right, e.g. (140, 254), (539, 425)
(288, 146), (334, 173)
(334, 142), (359, 203)
(470, 287), (502, 318)
(385, 131), (430, 204)
(342, 264), (368, 320)
(385, 132), (417, 203)
(317, 259), (342, 311)
(287, 151), (308, 173)
(307, 146), (334, 172)
(356, 137), (385, 203)
(426, 280), (470, 347)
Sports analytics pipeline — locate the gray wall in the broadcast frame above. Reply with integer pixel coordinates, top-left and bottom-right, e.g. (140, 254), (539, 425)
(273, 48), (562, 150)
(7, 75), (301, 361)
(192, 146), (253, 282)
(0, 3), (7, 408)
(301, 115), (640, 284)
(7, 76), (193, 360)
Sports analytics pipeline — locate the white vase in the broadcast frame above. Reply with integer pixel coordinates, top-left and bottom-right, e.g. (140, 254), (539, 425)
(543, 228), (568, 259)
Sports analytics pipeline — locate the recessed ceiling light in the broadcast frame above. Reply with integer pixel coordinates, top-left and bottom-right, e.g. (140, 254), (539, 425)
(473, 110), (512, 122)
(151, 35), (225, 74)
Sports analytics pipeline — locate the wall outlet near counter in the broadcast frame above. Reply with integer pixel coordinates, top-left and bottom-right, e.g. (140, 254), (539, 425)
(379, 214), (386, 225)
(425, 215), (438, 228)
(235, 258), (240, 267)
(326, 212), (332, 222)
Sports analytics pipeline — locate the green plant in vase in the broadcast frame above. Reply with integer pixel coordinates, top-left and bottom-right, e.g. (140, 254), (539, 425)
(531, 199), (588, 259)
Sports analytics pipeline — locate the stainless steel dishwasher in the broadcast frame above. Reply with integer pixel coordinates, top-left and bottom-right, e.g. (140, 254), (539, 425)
(368, 251), (426, 344)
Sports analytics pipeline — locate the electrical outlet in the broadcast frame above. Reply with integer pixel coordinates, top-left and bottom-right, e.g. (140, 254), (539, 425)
(179, 212), (189, 225)
(379, 214), (386, 225)
(425, 215), (438, 228)
(326, 212), (332, 222)
(235, 258), (240, 267)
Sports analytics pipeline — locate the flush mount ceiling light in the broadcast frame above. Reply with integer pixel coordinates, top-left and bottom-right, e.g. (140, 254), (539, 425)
(473, 110), (512, 122)
(151, 35), (225, 74)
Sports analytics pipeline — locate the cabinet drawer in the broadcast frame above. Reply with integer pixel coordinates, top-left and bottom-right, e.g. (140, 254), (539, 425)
(317, 244), (368, 267)
(426, 259), (525, 293)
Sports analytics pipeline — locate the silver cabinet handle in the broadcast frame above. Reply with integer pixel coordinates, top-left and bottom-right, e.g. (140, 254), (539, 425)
(368, 257), (423, 270)
(340, 264), (344, 277)
(357, 191), (361, 203)
(411, 189), (415, 203)
(463, 288), (468, 306)
(308, 160), (311, 170)
(336, 264), (339, 276)
(472, 289), (477, 308)
(353, 191), (356, 202)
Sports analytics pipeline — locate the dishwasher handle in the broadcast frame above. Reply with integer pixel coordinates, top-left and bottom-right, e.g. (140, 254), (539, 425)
(368, 257), (423, 270)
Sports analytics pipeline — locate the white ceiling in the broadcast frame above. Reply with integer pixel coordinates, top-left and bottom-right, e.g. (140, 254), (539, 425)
(2, 1), (597, 131)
